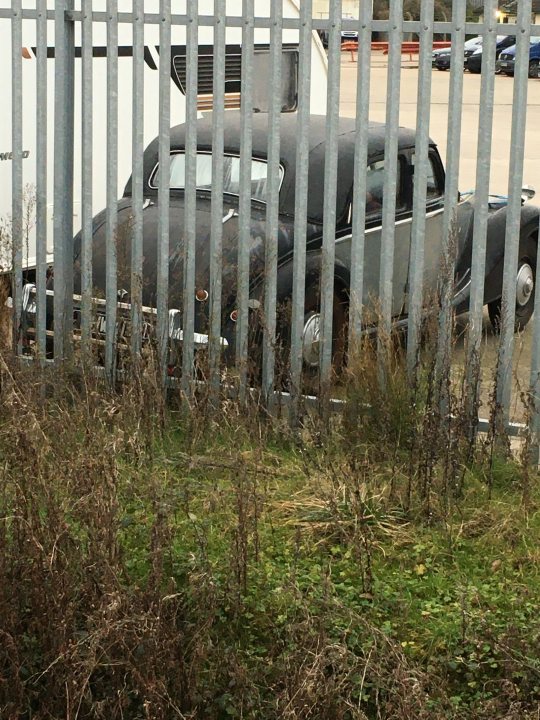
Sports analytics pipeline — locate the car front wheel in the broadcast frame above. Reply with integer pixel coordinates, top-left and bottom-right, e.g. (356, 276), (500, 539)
(488, 235), (537, 333)
(301, 280), (348, 390)
(529, 60), (540, 79)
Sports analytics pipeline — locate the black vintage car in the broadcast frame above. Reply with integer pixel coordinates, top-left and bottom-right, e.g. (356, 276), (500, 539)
(20, 113), (540, 373)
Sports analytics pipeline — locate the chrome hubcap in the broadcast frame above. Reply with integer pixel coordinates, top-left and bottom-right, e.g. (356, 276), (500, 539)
(302, 312), (321, 368)
(516, 263), (534, 307)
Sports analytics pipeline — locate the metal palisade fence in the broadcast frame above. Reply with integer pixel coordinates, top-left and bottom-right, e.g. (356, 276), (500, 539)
(2, 0), (540, 449)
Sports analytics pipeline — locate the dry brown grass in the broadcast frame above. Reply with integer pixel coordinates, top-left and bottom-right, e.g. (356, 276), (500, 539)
(0, 295), (539, 719)
(0, 275), (11, 352)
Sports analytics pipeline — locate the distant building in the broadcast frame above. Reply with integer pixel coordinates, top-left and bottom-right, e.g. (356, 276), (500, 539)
(473, 0), (540, 24)
(501, 0), (540, 23)
(313, 0), (362, 18)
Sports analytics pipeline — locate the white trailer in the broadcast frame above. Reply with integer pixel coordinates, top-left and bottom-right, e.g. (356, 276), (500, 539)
(0, 0), (328, 270)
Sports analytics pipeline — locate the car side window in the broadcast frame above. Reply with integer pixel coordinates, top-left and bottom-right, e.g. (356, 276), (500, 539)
(346, 158), (405, 225)
(426, 156), (442, 200)
(365, 158), (403, 216)
(365, 161), (385, 215)
(411, 152), (444, 203)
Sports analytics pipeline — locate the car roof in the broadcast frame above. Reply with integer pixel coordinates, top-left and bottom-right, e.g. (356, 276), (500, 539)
(503, 38), (540, 55)
(135, 113), (434, 222)
(465, 36), (482, 48)
(166, 112), (419, 165)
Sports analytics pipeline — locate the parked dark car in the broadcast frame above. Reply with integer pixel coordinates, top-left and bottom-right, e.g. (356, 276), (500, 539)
(340, 15), (358, 43)
(466, 35), (516, 73)
(432, 46), (448, 66)
(497, 39), (540, 77)
(434, 36), (482, 71)
(18, 114), (540, 375)
(317, 17), (358, 49)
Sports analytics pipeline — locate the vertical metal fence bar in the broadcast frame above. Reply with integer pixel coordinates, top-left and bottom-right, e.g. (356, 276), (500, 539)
(35, 0), (48, 359)
(349, 0), (373, 345)
(437, 0), (466, 406)
(131, 0), (145, 360)
(319, 0), (341, 386)
(157, 0), (171, 383)
(53, 0), (75, 362)
(209, 0), (226, 401)
(496, 0), (532, 422)
(406, 0), (434, 379)
(289, 0), (312, 408)
(11, 0), (22, 354)
(378, 0), (403, 346)
(105, 0), (119, 381)
(236, 0), (254, 401)
(466, 0), (497, 392)
(181, 0), (198, 399)
(80, 0), (93, 358)
(261, 0), (282, 403)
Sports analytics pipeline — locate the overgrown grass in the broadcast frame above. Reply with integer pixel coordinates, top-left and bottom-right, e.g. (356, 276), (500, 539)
(0, 342), (539, 719)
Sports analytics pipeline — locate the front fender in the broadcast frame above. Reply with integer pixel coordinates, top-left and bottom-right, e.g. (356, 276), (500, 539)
(274, 250), (351, 303)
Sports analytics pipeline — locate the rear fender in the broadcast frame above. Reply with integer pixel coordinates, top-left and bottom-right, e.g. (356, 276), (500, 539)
(484, 205), (540, 304)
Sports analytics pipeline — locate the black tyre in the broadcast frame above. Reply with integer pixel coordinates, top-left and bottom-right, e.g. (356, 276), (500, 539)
(488, 235), (537, 333)
(249, 278), (348, 392)
(300, 279), (348, 391)
(529, 60), (540, 79)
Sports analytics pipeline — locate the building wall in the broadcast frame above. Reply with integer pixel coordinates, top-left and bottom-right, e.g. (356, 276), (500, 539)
(475, 11), (540, 24)
(313, 0), (361, 18)
(478, 10), (540, 25)
(500, 11), (540, 23)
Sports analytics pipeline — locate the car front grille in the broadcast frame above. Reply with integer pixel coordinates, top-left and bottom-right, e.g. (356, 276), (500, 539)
(499, 53), (512, 61)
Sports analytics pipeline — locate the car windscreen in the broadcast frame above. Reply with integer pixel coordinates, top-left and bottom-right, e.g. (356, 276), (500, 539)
(150, 152), (283, 203)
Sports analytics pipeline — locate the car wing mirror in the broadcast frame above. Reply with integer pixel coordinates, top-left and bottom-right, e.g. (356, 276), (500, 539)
(521, 185), (536, 203)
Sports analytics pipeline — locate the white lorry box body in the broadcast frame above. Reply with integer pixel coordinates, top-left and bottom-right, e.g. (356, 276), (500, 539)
(0, 0), (328, 270)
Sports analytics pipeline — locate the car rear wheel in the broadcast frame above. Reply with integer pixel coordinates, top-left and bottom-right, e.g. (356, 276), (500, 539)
(488, 235), (537, 333)
(529, 60), (540, 79)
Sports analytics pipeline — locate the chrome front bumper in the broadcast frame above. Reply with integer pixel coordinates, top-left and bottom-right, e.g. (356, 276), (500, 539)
(10, 283), (229, 349)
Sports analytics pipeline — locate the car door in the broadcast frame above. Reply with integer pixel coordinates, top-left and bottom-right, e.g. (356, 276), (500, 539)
(335, 154), (412, 318)
(403, 149), (446, 314)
